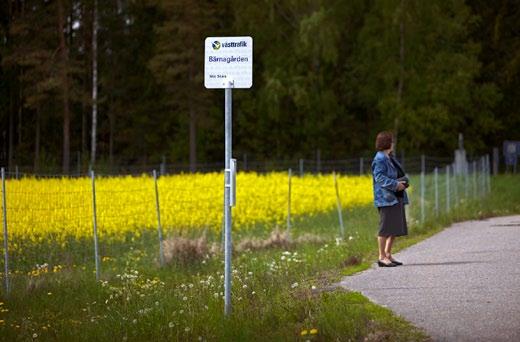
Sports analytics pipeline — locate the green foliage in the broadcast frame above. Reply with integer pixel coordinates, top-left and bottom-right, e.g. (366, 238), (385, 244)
(0, 1), (518, 170)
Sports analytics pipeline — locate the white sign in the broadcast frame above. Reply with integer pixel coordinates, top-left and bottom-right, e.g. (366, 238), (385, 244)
(204, 36), (253, 89)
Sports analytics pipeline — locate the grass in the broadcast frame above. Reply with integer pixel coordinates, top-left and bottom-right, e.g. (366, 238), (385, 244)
(0, 174), (519, 341)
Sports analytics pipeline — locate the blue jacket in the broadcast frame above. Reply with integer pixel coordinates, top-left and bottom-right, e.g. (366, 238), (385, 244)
(371, 151), (409, 207)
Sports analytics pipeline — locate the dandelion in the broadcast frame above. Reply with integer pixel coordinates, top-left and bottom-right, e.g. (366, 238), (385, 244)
(301, 330), (308, 336)
(291, 282), (299, 289)
(242, 284), (247, 289)
(311, 286), (316, 290)
(155, 301), (159, 306)
(168, 322), (175, 328)
(251, 291), (256, 295)
(185, 327), (190, 332)
(183, 296), (188, 301)
(310, 328), (318, 334)
(132, 319), (137, 324)
(33, 333), (38, 338)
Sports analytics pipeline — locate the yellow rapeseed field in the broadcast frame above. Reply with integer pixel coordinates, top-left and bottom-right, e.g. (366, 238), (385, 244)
(1, 172), (373, 244)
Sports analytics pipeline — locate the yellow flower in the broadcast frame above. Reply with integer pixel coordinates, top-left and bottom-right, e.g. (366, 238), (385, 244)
(300, 330), (308, 336)
(4, 173), (373, 243)
(310, 328), (318, 335)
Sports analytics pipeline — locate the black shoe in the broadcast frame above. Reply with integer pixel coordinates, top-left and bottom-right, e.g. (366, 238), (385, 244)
(389, 259), (403, 266)
(377, 260), (397, 267)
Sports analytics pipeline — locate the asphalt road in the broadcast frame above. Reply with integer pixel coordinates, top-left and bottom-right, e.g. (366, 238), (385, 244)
(337, 215), (520, 342)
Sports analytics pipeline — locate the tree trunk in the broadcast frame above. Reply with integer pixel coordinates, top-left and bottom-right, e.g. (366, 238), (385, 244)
(8, 85), (14, 171)
(109, 110), (114, 169)
(189, 107), (197, 173)
(91, 0), (98, 168)
(57, 0), (70, 174)
(34, 107), (40, 172)
(18, 70), (22, 150)
(394, 0), (405, 150)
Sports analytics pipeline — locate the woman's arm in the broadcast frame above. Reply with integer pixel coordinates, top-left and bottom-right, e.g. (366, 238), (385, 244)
(372, 158), (399, 191)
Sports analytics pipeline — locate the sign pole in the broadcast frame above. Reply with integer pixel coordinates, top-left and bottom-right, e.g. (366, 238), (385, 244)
(204, 36), (252, 317)
(224, 80), (233, 316)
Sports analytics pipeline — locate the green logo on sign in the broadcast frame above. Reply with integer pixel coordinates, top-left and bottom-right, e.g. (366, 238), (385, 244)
(212, 41), (221, 50)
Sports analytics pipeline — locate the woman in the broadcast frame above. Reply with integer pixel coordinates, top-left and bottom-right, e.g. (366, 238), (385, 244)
(371, 131), (409, 267)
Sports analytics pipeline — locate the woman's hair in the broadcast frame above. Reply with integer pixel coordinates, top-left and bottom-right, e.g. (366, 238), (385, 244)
(375, 131), (393, 151)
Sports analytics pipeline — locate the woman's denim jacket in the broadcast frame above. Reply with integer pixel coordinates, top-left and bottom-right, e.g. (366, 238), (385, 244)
(371, 151), (409, 207)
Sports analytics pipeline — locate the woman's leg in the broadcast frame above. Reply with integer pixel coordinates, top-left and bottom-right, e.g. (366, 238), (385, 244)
(385, 236), (395, 259)
(378, 236), (388, 260)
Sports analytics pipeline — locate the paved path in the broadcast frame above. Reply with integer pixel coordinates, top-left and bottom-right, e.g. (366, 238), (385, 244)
(337, 215), (520, 342)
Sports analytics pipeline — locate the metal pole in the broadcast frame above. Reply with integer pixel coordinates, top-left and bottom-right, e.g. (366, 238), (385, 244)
(359, 157), (364, 175)
(224, 83), (233, 316)
(464, 163), (469, 200)
(299, 159), (304, 177)
(287, 168), (292, 234)
(153, 170), (165, 267)
(1, 168), (10, 295)
(420, 155), (425, 223)
(473, 161), (477, 198)
(453, 165), (458, 207)
(446, 165), (450, 213)
(434, 167), (439, 216)
(333, 172), (345, 237)
(481, 157), (486, 195)
(487, 154), (491, 194)
(90, 170), (100, 281)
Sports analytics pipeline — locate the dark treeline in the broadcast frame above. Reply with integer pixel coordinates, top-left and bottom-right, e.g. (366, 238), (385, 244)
(0, 0), (519, 173)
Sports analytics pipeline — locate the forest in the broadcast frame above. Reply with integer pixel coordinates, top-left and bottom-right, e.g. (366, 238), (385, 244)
(0, 0), (519, 173)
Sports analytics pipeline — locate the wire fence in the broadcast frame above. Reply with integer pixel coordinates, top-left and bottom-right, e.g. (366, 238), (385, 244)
(0, 154), (491, 295)
(3, 154), (476, 177)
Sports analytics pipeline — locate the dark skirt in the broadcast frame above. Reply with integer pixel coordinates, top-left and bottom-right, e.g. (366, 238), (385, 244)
(377, 197), (408, 237)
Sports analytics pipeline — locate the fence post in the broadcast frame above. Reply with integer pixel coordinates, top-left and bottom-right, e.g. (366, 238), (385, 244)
(464, 162), (469, 200)
(1, 168), (10, 295)
(487, 154), (491, 194)
(434, 167), (439, 216)
(481, 157), (486, 195)
(287, 168), (292, 234)
(299, 159), (304, 177)
(333, 172), (345, 238)
(153, 170), (165, 267)
(473, 161), (477, 198)
(453, 164), (458, 207)
(90, 170), (100, 281)
(446, 165), (450, 213)
(420, 155), (425, 223)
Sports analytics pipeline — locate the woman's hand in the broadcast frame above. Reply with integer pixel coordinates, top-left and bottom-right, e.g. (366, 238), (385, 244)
(396, 182), (406, 191)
